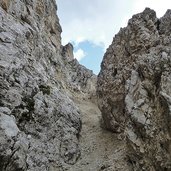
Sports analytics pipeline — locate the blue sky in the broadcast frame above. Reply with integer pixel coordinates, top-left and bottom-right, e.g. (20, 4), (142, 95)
(74, 41), (104, 74)
(57, 0), (171, 74)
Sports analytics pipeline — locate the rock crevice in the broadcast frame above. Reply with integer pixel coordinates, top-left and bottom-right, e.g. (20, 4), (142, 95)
(1, 1), (171, 170)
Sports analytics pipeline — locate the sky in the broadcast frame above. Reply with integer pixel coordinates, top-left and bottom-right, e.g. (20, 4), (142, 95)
(57, 0), (171, 74)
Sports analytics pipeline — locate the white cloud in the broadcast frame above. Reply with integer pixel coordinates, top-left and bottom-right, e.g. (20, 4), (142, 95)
(73, 49), (86, 61)
(57, 0), (170, 50)
(57, 0), (134, 49)
(132, 0), (171, 18)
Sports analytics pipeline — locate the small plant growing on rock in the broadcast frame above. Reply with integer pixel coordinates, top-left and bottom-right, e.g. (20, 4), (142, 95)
(39, 85), (51, 95)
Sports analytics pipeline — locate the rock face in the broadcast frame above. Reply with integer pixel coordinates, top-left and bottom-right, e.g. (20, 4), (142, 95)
(0, 0), (96, 170)
(1, 0), (171, 170)
(97, 8), (171, 170)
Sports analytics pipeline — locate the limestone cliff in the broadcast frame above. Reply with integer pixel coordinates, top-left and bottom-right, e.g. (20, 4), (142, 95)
(0, 0), (96, 170)
(97, 8), (171, 170)
(1, 0), (171, 170)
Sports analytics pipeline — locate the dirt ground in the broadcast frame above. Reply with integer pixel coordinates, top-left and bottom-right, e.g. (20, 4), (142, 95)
(69, 95), (130, 171)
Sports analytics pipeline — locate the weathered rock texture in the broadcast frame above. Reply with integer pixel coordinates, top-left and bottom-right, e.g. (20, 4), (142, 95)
(0, 0), (96, 170)
(97, 8), (171, 170)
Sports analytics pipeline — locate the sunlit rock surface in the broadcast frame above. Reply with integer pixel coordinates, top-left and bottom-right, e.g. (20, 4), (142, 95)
(1, 0), (171, 170)
(0, 0), (96, 170)
(97, 8), (171, 170)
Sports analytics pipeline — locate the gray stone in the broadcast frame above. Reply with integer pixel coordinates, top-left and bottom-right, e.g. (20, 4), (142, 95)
(0, 114), (19, 137)
(97, 7), (171, 170)
(0, 1), (96, 170)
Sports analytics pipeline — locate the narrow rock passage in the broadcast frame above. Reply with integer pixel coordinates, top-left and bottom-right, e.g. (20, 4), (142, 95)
(69, 96), (130, 171)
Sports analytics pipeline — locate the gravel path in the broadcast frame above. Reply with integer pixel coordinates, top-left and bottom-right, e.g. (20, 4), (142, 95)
(69, 97), (130, 171)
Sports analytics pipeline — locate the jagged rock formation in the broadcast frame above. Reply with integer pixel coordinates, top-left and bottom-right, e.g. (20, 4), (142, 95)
(1, 0), (171, 170)
(0, 0), (96, 170)
(97, 8), (171, 170)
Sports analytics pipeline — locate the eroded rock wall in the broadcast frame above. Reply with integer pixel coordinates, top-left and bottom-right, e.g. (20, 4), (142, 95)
(0, 0), (96, 170)
(97, 8), (171, 170)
